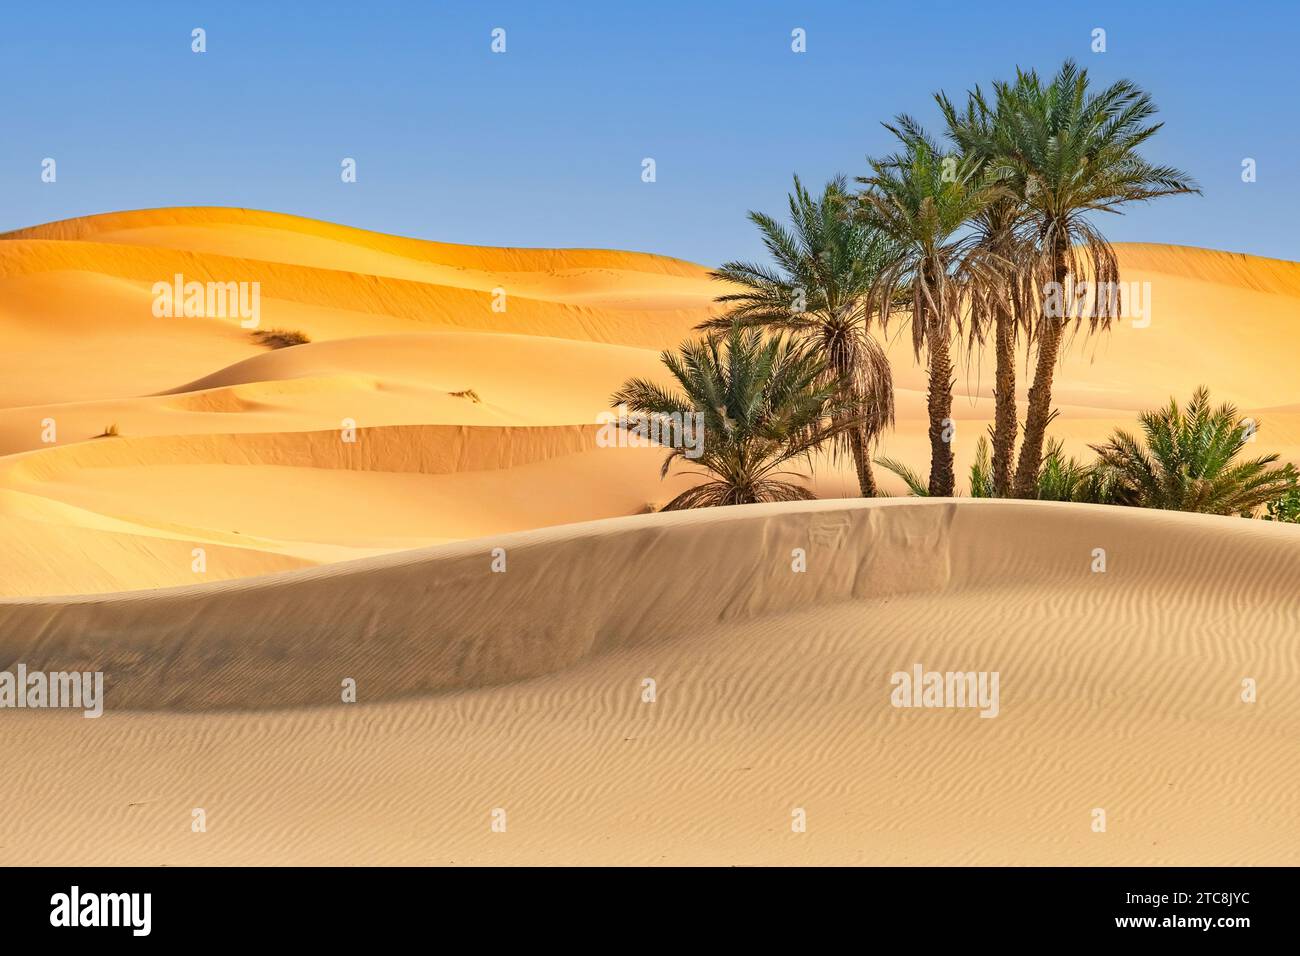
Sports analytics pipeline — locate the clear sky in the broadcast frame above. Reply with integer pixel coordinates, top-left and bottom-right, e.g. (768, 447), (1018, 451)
(1, 0), (1295, 265)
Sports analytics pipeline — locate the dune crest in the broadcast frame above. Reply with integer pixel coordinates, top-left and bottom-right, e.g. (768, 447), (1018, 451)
(1, 499), (1296, 866)
(3, 497), (1297, 708)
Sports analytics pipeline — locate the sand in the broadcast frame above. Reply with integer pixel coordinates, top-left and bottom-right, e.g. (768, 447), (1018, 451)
(1, 499), (1297, 865)
(1, 208), (1297, 865)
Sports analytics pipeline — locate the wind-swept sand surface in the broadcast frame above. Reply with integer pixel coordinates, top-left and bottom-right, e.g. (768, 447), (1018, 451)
(1, 209), (1298, 865)
(1, 500), (1297, 865)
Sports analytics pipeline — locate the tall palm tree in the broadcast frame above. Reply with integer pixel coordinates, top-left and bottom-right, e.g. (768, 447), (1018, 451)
(703, 176), (894, 497)
(1091, 387), (1295, 515)
(936, 82), (1035, 497)
(997, 60), (1200, 497)
(856, 127), (1002, 496)
(610, 326), (857, 509)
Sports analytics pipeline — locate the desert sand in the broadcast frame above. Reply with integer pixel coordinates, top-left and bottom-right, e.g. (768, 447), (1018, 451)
(1, 208), (1297, 865)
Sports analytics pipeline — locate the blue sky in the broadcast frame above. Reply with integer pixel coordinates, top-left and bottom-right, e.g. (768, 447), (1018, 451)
(1, 1), (1296, 265)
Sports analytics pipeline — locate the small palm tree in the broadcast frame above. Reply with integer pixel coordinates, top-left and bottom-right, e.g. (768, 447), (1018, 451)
(857, 126), (1003, 496)
(704, 176), (894, 497)
(1091, 387), (1295, 515)
(1034, 439), (1118, 504)
(878, 436), (1115, 503)
(611, 326), (856, 509)
(997, 60), (1200, 497)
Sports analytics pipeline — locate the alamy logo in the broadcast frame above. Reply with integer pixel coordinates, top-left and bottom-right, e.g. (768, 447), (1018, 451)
(50, 886), (151, 936)
(152, 273), (261, 328)
(596, 403), (705, 459)
(1042, 276), (1152, 328)
(890, 664), (1000, 718)
(0, 664), (103, 717)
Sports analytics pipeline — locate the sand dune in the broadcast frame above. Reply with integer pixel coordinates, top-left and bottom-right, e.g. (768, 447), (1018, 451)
(0, 424), (689, 593)
(1, 209), (1298, 865)
(4, 211), (1298, 599)
(0, 209), (725, 593)
(1, 499), (1296, 865)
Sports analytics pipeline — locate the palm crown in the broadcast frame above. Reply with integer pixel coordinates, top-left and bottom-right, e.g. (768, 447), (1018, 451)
(1092, 387), (1295, 515)
(705, 176), (895, 491)
(993, 60), (1200, 328)
(610, 326), (855, 510)
(856, 128), (1003, 356)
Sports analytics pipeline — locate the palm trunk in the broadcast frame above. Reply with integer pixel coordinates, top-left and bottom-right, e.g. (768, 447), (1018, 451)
(1013, 246), (1068, 497)
(828, 325), (878, 499)
(1012, 321), (1060, 496)
(926, 316), (956, 497)
(990, 298), (1018, 497)
(847, 422), (877, 497)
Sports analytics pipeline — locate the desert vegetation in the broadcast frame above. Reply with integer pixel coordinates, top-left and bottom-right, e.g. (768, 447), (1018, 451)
(614, 60), (1296, 520)
(251, 328), (311, 349)
(610, 325), (859, 509)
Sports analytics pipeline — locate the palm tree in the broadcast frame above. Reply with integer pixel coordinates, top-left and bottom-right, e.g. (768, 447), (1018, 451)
(1091, 387), (1295, 515)
(856, 126), (1002, 496)
(703, 176), (894, 497)
(610, 326), (857, 509)
(935, 82), (1035, 497)
(997, 60), (1200, 497)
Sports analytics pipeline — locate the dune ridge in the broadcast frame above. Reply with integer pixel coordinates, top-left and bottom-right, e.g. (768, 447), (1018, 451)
(1, 205), (713, 280)
(1, 498), (1296, 866)
(2, 498), (1297, 710)
(1, 424), (607, 483)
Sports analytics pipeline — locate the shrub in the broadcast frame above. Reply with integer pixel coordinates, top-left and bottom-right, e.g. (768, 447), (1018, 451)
(251, 328), (311, 349)
(1263, 482), (1300, 523)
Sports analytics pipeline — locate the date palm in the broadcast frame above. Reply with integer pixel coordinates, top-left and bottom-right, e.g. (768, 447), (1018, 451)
(704, 176), (894, 497)
(999, 60), (1200, 497)
(1091, 387), (1295, 515)
(610, 326), (857, 509)
(856, 126), (1002, 496)
(936, 81), (1036, 497)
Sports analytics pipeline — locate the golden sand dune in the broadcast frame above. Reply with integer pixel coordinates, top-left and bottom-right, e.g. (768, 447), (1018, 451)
(0, 331), (665, 455)
(1, 499), (1296, 865)
(3, 205), (714, 286)
(0, 209), (722, 593)
(1, 208), (1298, 599)
(0, 425), (687, 591)
(1, 208), (1298, 866)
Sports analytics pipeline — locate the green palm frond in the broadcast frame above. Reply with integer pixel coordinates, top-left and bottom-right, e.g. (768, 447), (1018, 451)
(611, 326), (860, 509)
(855, 126), (1007, 356)
(991, 60), (1199, 341)
(874, 455), (931, 497)
(704, 176), (898, 495)
(968, 436), (995, 498)
(1091, 387), (1295, 515)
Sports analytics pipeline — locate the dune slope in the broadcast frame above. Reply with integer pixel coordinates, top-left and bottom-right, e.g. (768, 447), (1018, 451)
(1, 499), (1296, 865)
(2, 209), (1298, 596)
(1, 209), (1298, 866)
